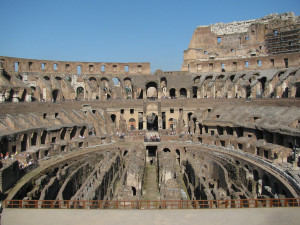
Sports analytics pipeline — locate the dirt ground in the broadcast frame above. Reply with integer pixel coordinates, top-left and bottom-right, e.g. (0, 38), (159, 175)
(1, 207), (300, 225)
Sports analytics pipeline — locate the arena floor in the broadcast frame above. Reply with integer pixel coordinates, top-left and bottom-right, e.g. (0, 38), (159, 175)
(1, 207), (299, 225)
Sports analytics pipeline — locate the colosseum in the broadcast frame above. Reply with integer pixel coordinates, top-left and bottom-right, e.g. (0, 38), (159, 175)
(0, 11), (300, 223)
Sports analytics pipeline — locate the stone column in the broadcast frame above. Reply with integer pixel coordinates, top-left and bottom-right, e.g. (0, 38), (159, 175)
(143, 114), (147, 130)
(0, 92), (5, 103)
(143, 89), (147, 99)
(13, 91), (19, 102)
(26, 94), (32, 102)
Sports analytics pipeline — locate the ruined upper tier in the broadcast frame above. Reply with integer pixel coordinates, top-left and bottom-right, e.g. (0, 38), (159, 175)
(182, 12), (300, 72)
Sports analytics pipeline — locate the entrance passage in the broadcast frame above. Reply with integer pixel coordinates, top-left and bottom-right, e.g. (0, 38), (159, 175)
(147, 113), (158, 131)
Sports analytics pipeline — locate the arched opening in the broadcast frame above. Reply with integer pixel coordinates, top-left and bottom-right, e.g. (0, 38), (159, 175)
(138, 113), (143, 130)
(124, 77), (132, 99)
(55, 76), (62, 81)
(60, 128), (66, 140)
(205, 75), (213, 81)
(263, 175), (270, 186)
(76, 87), (84, 100)
(41, 131), (47, 144)
(295, 83), (300, 97)
(52, 89), (59, 102)
(31, 132), (37, 146)
(192, 86), (198, 98)
(146, 82), (158, 99)
(217, 126), (223, 135)
(273, 182), (279, 193)
(217, 75), (225, 80)
(282, 87), (289, 98)
(169, 88), (176, 98)
(137, 89), (143, 99)
(0, 138), (8, 155)
(123, 150), (128, 157)
(147, 113), (158, 131)
(258, 77), (267, 96)
(43, 76), (50, 81)
(21, 134), (28, 152)
(180, 88), (187, 98)
(160, 77), (167, 87)
(163, 148), (171, 153)
(80, 126), (86, 137)
(168, 118), (174, 130)
(70, 127), (77, 140)
(193, 76), (201, 85)
(160, 78), (167, 98)
(253, 170), (259, 181)
(110, 114), (116, 124)
(89, 77), (97, 82)
(226, 127), (233, 135)
(246, 85), (251, 98)
(230, 75), (235, 82)
(112, 77), (120, 86)
(132, 186), (136, 196)
(129, 118), (136, 131)
(176, 149), (180, 165)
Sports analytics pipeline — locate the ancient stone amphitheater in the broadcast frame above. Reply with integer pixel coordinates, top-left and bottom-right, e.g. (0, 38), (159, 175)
(0, 12), (300, 210)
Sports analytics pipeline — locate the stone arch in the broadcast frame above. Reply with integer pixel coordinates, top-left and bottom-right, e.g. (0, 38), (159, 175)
(112, 77), (120, 86)
(180, 88), (187, 98)
(21, 133), (28, 152)
(52, 89), (59, 102)
(263, 174), (270, 187)
(217, 75), (225, 80)
(160, 77), (167, 87)
(110, 114), (116, 124)
(169, 88), (176, 98)
(253, 169), (259, 181)
(169, 118), (174, 129)
(205, 75), (213, 81)
(132, 186), (136, 196)
(89, 77), (97, 82)
(230, 75), (235, 82)
(31, 132), (38, 146)
(43, 76), (50, 81)
(41, 130), (47, 144)
(147, 113), (158, 131)
(124, 77), (132, 99)
(176, 149), (180, 165)
(193, 76), (201, 85)
(76, 87), (84, 100)
(80, 126), (87, 137)
(258, 77), (267, 96)
(70, 127), (77, 140)
(60, 128), (67, 140)
(128, 118), (136, 131)
(163, 148), (171, 153)
(146, 82), (158, 99)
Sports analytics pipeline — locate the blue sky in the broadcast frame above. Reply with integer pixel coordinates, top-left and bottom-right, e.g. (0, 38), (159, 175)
(0, 0), (299, 72)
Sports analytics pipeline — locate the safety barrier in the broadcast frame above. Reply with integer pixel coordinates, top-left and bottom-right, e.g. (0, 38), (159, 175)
(4, 198), (300, 210)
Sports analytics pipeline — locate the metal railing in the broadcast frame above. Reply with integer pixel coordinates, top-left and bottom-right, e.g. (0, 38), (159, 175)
(4, 198), (300, 210)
